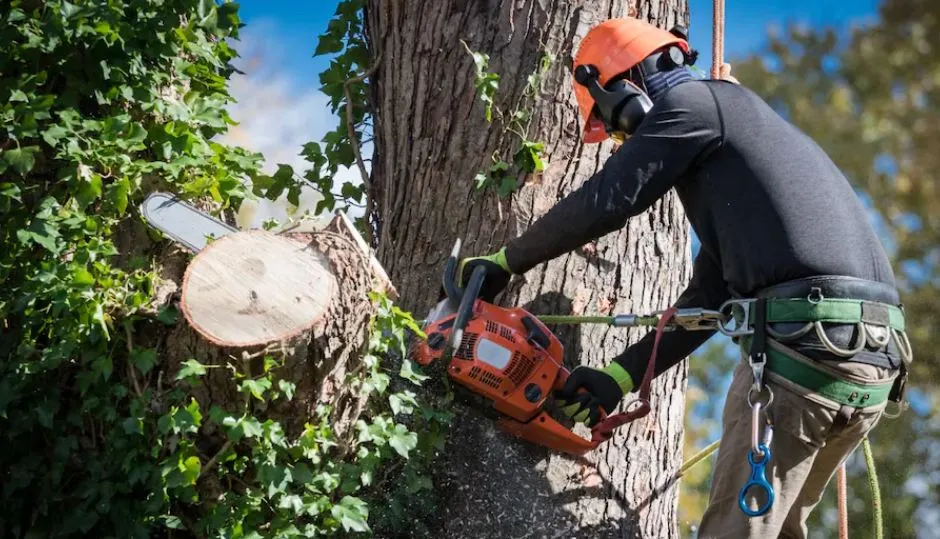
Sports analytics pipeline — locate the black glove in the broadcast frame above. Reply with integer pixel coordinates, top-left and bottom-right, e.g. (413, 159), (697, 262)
(457, 247), (513, 302)
(555, 363), (635, 427)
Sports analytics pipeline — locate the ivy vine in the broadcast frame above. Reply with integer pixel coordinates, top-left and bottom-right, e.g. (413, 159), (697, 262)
(0, 1), (447, 537)
(462, 42), (554, 199)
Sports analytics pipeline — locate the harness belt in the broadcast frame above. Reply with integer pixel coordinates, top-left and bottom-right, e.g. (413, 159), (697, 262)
(740, 336), (897, 408)
(729, 276), (912, 412)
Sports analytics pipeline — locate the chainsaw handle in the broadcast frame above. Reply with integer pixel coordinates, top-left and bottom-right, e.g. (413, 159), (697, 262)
(447, 264), (486, 351)
(552, 366), (610, 424)
(441, 239), (464, 304)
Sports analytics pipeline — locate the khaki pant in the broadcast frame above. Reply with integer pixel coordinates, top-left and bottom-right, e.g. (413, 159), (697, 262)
(696, 340), (896, 539)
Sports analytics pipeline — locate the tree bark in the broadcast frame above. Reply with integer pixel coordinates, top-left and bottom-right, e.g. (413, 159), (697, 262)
(159, 228), (379, 443)
(366, 1), (692, 537)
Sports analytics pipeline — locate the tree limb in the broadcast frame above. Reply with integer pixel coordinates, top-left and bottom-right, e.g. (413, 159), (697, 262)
(343, 53), (383, 244)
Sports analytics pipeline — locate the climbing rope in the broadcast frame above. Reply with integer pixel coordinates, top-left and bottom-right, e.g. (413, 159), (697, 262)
(863, 437), (884, 539)
(677, 439), (721, 478)
(838, 463), (849, 539)
(711, 0), (725, 79)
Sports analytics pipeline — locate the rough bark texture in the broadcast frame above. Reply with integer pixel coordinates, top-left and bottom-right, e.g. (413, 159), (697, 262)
(367, 1), (693, 537)
(153, 229), (378, 442)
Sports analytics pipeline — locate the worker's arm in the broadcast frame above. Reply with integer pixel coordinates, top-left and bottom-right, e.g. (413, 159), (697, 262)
(555, 248), (730, 425)
(613, 248), (731, 386)
(504, 81), (723, 274)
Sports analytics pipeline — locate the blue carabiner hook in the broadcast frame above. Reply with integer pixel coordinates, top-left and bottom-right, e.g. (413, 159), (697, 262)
(738, 444), (775, 517)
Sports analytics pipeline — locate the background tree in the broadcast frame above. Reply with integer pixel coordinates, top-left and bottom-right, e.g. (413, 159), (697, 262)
(359, 1), (695, 537)
(678, 1), (940, 536)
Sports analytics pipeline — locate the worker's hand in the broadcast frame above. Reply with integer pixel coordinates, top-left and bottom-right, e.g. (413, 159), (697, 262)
(555, 363), (635, 427)
(458, 247), (513, 302)
(719, 63), (740, 84)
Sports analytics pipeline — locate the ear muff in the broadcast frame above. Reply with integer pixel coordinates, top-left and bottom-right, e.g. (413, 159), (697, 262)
(574, 64), (654, 138)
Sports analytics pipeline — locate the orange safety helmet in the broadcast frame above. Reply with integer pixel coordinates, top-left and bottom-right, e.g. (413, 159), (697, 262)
(573, 18), (694, 143)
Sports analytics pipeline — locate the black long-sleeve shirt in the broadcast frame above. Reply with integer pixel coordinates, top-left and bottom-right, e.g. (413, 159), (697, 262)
(504, 79), (896, 384)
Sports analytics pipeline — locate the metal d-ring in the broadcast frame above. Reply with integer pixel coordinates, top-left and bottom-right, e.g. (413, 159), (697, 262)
(717, 298), (756, 337)
(747, 383), (774, 410)
(892, 328), (914, 366)
(815, 321), (867, 357)
(864, 323), (892, 349)
(766, 321), (814, 342)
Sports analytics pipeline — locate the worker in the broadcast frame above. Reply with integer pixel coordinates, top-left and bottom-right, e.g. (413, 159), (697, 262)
(457, 17), (911, 539)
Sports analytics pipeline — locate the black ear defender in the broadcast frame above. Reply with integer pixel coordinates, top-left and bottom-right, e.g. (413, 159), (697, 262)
(574, 64), (654, 137)
(668, 24), (699, 66)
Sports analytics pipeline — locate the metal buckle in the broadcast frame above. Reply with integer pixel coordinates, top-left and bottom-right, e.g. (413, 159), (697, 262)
(717, 298), (757, 337)
(671, 308), (724, 331)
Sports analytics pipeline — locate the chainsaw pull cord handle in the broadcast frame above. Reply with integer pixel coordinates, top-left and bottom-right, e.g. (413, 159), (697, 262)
(591, 306), (678, 442)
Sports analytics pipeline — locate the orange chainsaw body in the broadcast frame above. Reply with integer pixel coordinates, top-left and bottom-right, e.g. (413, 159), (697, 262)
(414, 298), (600, 455)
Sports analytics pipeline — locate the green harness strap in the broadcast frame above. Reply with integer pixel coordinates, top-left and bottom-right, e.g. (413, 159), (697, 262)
(733, 296), (906, 408)
(746, 297), (905, 332)
(762, 342), (896, 407)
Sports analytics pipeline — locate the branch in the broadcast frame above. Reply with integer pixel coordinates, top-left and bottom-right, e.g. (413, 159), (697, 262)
(343, 52), (383, 245)
(202, 439), (233, 476)
(124, 323), (144, 397)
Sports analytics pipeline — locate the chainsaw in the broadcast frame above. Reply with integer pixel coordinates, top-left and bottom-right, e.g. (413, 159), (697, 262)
(413, 239), (743, 455)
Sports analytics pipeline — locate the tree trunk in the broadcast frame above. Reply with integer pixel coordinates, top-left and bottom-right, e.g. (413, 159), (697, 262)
(159, 227), (379, 443)
(366, 1), (693, 537)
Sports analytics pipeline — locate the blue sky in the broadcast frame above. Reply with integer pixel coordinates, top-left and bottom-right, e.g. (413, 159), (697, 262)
(232, 0), (883, 95)
(224, 1), (886, 229)
(224, 0), (886, 230)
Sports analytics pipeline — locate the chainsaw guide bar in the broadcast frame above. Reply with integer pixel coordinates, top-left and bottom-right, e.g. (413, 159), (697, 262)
(139, 192), (238, 253)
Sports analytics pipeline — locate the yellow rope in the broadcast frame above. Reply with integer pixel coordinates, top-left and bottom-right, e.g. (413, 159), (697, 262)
(862, 437), (884, 539)
(678, 439), (721, 477)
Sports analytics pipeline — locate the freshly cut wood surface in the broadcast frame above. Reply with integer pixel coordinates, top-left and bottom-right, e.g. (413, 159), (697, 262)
(180, 230), (335, 348)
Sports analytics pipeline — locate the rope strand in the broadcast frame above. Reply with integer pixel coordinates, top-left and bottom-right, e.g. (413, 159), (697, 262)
(711, 0), (725, 79)
(838, 462), (849, 539)
(863, 437), (884, 539)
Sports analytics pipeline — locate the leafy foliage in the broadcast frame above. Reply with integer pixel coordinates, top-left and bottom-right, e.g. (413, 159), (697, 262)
(249, 0), (374, 230)
(0, 1), (449, 537)
(463, 42), (553, 199)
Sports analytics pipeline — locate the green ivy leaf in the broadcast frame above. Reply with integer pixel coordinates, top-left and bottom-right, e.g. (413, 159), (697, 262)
(242, 417), (263, 438)
(72, 267), (95, 287)
(514, 140), (545, 173)
(180, 455), (201, 486)
(278, 379), (296, 401)
(157, 305), (179, 325)
(42, 125), (69, 147)
(389, 391), (418, 415)
(176, 359), (207, 381)
(3, 146), (39, 175)
(240, 377), (272, 401)
(131, 348), (158, 375)
(332, 496), (370, 533)
(109, 177), (131, 215)
(399, 360), (429, 386)
(497, 177), (518, 199)
(388, 424), (418, 458)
